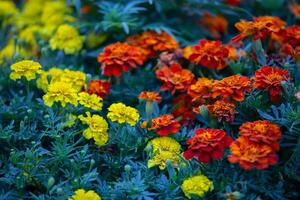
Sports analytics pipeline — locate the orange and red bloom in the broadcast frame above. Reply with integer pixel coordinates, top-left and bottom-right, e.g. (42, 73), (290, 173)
(97, 42), (145, 77)
(172, 94), (195, 124)
(87, 80), (110, 98)
(199, 13), (228, 39)
(277, 25), (300, 59)
(188, 77), (213, 104)
(138, 91), (162, 103)
(155, 63), (195, 94)
(183, 128), (233, 163)
(188, 40), (232, 70)
(141, 114), (181, 136)
(212, 75), (251, 102)
(252, 66), (289, 102)
(207, 100), (236, 123)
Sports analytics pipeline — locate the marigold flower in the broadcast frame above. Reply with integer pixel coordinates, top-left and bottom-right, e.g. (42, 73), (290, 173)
(155, 63), (195, 94)
(19, 25), (41, 52)
(0, 42), (28, 64)
(36, 68), (63, 92)
(199, 13), (228, 39)
(188, 78), (213, 104)
(87, 80), (111, 98)
(79, 112), (109, 146)
(16, 0), (44, 28)
(181, 174), (214, 199)
(183, 128), (233, 163)
(146, 137), (181, 170)
(107, 103), (140, 126)
(224, 0), (241, 6)
(277, 26), (300, 59)
(138, 91), (162, 103)
(228, 137), (278, 170)
(50, 24), (84, 54)
(68, 189), (101, 200)
(253, 66), (289, 102)
(0, 1), (18, 25)
(212, 75), (251, 102)
(43, 82), (78, 107)
(239, 120), (281, 151)
(207, 100), (236, 123)
(141, 114), (181, 136)
(289, 3), (300, 18)
(97, 42), (145, 77)
(188, 40), (231, 70)
(232, 16), (285, 42)
(60, 69), (86, 92)
(172, 94), (195, 124)
(10, 60), (42, 81)
(78, 92), (103, 110)
(126, 30), (179, 58)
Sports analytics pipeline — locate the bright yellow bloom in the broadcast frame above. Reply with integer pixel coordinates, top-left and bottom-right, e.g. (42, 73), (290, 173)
(36, 68), (63, 92)
(10, 60), (42, 81)
(78, 92), (103, 110)
(50, 24), (84, 54)
(0, 1), (18, 25)
(60, 69), (86, 92)
(148, 137), (181, 154)
(19, 25), (41, 51)
(68, 189), (101, 200)
(79, 112), (109, 146)
(148, 151), (181, 170)
(107, 103), (140, 126)
(17, 0), (44, 28)
(0, 42), (30, 64)
(181, 174), (214, 199)
(43, 82), (78, 107)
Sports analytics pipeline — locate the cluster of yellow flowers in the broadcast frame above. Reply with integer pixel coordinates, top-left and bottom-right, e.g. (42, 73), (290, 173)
(146, 137), (182, 170)
(68, 189), (101, 200)
(107, 103), (140, 126)
(181, 174), (214, 199)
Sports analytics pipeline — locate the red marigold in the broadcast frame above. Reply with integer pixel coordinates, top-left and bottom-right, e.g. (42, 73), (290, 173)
(141, 114), (181, 136)
(87, 80), (110, 98)
(183, 128), (233, 163)
(97, 42), (145, 77)
(155, 63), (195, 94)
(253, 66), (289, 102)
(138, 91), (162, 103)
(207, 99), (236, 123)
(228, 137), (278, 170)
(232, 16), (285, 42)
(212, 75), (251, 102)
(199, 12), (228, 39)
(188, 78), (213, 104)
(172, 94), (195, 124)
(126, 30), (179, 58)
(277, 26), (300, 59)
(188, 40), (231, 70)
(239, 120), (281, 151)
(224, 0), (241, 6)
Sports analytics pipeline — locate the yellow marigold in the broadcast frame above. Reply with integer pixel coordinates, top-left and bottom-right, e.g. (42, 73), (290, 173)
(10, 60), (42, 81)
(19, 25), (41, 51)
(43, 82), (78, 107)
(0, 1), (18, 24)
(147, 137), (181, 154)
(68, 189), (101, 200)
(0, 42), (30, 64)
(60, 69), (86, 92)
(79, 112), (109, 146)
(50, 24), (84, 54)
(107, 103), (139, 126)
(17, 0), (44, 28)
(36, 68), (63, 92)
(181, 174), (214, 199)
(148, 151), (181, 170)
(78, 92), (103, 110)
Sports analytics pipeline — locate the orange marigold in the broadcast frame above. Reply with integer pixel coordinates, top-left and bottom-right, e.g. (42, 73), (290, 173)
(172, 94), (195, 124)
(87, 80), (110, 98)
(232, 16), (285, 42)
(188, 78), (213, 104)
(138, 91), (162, 103)
(188, 40), (231, 70)
(207, 99), (236, 123)
(228, 137), (278, 170)
(212, 75), (251, 102)
(253, 66), (289, 102)
(97, 42), (145, 77)
(126, 30), (179, 58)
(155, 63), (195, 94)
(141, 114), (181, 136)
(289, 3), (300, 18)
(239, 120), (281, 151)
(277, 26), (300, 59)
(199, 12), (228, 39)
(183, 128), (233, 163)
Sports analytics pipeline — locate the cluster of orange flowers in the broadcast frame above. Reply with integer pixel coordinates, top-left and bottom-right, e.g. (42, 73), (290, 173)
(228, 120), (281, 170)
(87, 80), (111, 98)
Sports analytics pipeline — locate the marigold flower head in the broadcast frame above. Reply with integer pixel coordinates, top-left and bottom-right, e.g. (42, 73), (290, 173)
(79, 112), (109, 146)
(0, 1), (19, 25)
(18, 25), (41, 52)
(141, 114), (181, 136)
(78, 92), (103, 111)
(228, 137), (278, 170)
(16, 0), (44, 28)
(172, 94), (195, 124)
(36, 68), (63, 92)
(68, 189), (101, 200)
(126, 30), (179, 58)
(188, 40), (231, 70)
(43, 82), (78, 107)
(239, 120), (281, 151)
(199, 12), (228, 39)
(50, 24), (84, 54)
(183, 128), (232, 163)
(97, 42), (145, 77)
(232, 16), (285, 42)
(138, 91), (162, 103)
(107, 103), (140, 126)
(224, 0), (241, 6)
(155, 63), (195, 94)
(289, 3), (300, 18)
(188, 78), (213, 104)
(181, 174), (214, 199)
(207, 99), (236, 123)
(212, 75), (251, 102)
(10, 60), (42, 81)
(277, 26), (300, 59)
(0, 41), (30, 64)
(253, 66), (289, 102)
(87, 80), (110, 98)
(60, 69), (86, 92)
(147, 137), (181, 154)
